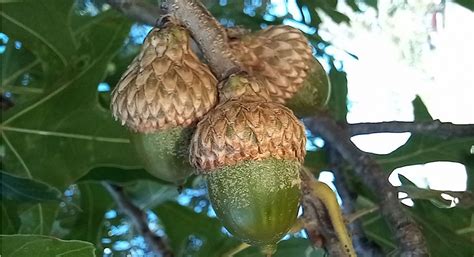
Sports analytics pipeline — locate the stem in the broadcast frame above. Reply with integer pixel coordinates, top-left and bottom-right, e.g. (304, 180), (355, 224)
(346, 206), (380, 224)
(162, 0), (241, 80)
(348, 120), (474, 139)
(222, 243), (251, 257)
(301, 168), (357, 257)
(304, 114), (429, 257)
(106, 0), (162, 26)
(103, 182), (174, 257)
(1, 85), (44, 95)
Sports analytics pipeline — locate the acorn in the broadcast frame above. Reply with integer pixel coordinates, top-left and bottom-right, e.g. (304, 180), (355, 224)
(285, 58), (331, 117)
(111, 22), (218, 183)
(229, 25), (331, 117)
(190, 74), (306, 254)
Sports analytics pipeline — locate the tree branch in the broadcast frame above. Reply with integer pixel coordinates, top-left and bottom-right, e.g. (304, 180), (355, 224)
(304, 114), (429, 257)
(103, 182), (174, 257)
(106, 0), (162, 26)
(348, 120), (474, 138)
(329, 147), (384, 257)
(162, 0), (241, 80)
(300, 169), (352, 257)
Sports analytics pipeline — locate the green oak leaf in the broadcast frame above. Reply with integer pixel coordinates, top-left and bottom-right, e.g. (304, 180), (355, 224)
(79, 166), (161, 184)
(60, 182), (112, 254)
(0, 0), (78, 74)
(0, 170), (62, 203)
(360, 198), (474, 257)
(1, 200), (21, 234)
(466, 156), (474, 191)
(0, 234), (96, 257)
(410, 200), (474, 257)
(398, 174), (474, 209)
(0, 40), (41, 98)
(17, 203), (59, 235)
(153, 202), (240, 257)
(0, 171), (61, 235)
(1, 10), (139, 189)
(327, 67), (348, 121)
(454, 0), (474, 11)
(125, 180), (179, 209)
(235, 238), (325, 257)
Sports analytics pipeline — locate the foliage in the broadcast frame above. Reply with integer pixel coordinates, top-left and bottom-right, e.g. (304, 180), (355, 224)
(1, 0), (473, 257)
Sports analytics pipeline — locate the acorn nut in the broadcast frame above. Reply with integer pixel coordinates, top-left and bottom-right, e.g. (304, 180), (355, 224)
(190, 74), (306, 254)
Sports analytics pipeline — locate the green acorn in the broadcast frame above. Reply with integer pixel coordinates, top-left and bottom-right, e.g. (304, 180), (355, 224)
(229, 25), (331, 117)
(285, 58), (331, 117)
(190, 74), (306, 254)
(111, 22), (218, 183)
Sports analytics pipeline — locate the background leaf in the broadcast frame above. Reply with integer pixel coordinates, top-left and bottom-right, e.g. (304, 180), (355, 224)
(409, 200), (474, 257)
(236, 238), (325, 257)
(327, 67), (348, 121)
(0, 170), (62, 203)
(0, 234), (96, 257)
(61, 182), (111, 251)
(1, 10), (139, 189)
(153, 202), (240, 257)
(453, 0), (474, 11)
(0, 0), (77, 73)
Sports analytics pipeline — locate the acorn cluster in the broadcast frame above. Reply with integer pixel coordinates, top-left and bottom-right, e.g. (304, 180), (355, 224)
(111, 21), (330, 253)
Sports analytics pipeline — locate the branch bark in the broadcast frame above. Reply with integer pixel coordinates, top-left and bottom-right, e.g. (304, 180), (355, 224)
(348, 120), (474, 138)
(329, 147), (384, 257)
(103, 182), (174, 257)
(162, 0), (241, 80)
(304, 114), (430, 257)
(106, 0), (162, 26)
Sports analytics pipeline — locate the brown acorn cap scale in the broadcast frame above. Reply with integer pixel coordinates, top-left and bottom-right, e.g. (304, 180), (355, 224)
(111, 24), (218, 133)
(190, 75), (306, 173)
(229, 25), (313, 103)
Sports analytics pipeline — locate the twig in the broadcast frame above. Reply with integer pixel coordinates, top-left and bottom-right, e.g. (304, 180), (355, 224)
(106, 0), (205, 57)
(300, 169), (353, 257)
(162, 0), (241, 80)
(329, 147), (384, 257)
(345, 206), (380, 224)
(103, 182), (174, 257)
(222, 243), (251, 257)
(304, 114), (429, 257)
(106, 0), (162, 26)
(348, 120), (474, 138)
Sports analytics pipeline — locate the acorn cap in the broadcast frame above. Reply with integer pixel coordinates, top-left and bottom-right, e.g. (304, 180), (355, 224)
(190, 75), (306, 173)
(111, 23), (218, 133)
(217, 72), (271, 102)
(229, 25), (313, 102)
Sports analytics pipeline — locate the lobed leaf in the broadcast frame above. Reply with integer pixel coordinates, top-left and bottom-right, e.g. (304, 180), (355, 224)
(0, 234), (96, 257)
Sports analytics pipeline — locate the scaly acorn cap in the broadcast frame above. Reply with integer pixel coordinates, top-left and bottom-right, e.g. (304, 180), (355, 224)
(229, 25), (313, 103)
(285, 58), (331, 117)
(190, 74), (306, 173)
(111, 23), (218, 133)
(217, 72), (271, 102)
